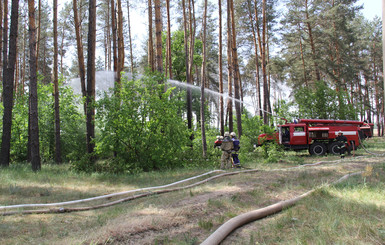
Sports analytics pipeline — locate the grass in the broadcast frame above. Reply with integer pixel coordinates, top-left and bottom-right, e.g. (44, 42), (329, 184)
(238, 162), (385, 244)
(0, 137), (384, 244)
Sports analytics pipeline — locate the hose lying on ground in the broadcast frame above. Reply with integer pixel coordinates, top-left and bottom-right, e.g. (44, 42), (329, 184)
(0, 170), (225, 210)
(200, 171), (363, 245)
(358, 137), (385, 157)
(0, 153), (374, 216)
(0, 169), (260, 216)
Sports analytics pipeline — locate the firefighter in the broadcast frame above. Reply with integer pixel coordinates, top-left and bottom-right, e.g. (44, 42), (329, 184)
(220, 132), (233, 169)
(214, 136), (223, 149)
(230, 132), (241, 168)
(335, 131), (348, 158)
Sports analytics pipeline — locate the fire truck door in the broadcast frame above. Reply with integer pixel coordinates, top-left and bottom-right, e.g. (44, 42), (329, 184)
(291, 126), (307, 145)
(281, 126), (290, 143)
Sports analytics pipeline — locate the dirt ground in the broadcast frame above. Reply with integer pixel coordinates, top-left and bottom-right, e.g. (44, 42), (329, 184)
(71, 154), (384, 245)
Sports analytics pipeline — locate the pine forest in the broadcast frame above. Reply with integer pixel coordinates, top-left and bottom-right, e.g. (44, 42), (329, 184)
(0, 0), (383, 172)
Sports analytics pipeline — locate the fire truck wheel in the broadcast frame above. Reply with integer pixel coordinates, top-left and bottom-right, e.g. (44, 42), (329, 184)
(309, 142), (327, 155)
(328, 142), (340, 155)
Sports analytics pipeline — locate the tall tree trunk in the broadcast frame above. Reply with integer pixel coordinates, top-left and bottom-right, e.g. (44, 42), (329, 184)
(261, 0), (269, 124)
(60, 20), (66, 75)
(0, 0), (3, 81)
(2, 0), (8, 72)
(218, 0), (224, 136)
(111, 0), (118, 82)
(36, 0), (41, 71)
(107, 1), (111, 70)
(364, 76), (371, 122)
(27, 0), (41, 171)
(126, 0), (134, 73)
(53, 0), (61, 163)
(188, 0), (196, 85)
(229, 0), (242, 137)
(148, 0), (154, 71)
(117, 0), (124, 85)
(374, 50), (381, 136)
(298, 23), (308, 87)
(305, 0), (320, 81)
(14, 51), (18, 95)
(226, 0), (233, 132)
(182, 0), (193, 135)
(200, 0), (207, 158)
(73, 0), (87, 115)
(86, 0), (96, 155)
(254, 0), (264, 118)
(247, 0), (262, 117)
(266, 26), (272, 117)
(154, 0), (162, 75)
(166, 0), (172, 78)
(0, 0), (17, 167)
(22, 22), (27, 95)
(104, 19), (108, 70)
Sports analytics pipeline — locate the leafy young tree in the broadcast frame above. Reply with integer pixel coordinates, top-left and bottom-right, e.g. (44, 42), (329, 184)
(93, 75), (190, 172)
(38, 82), (86, 162)
(294, 81), (356, 120)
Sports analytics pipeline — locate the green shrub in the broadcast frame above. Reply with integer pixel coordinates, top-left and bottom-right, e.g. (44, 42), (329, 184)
(94, 74), (191, 172)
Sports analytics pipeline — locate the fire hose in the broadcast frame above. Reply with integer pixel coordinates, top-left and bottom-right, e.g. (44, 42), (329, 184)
(0, 157), (346, 216)
(200, 171), (363, 245)
(0, 169), (260, 216)
(0, 155), (374, 217)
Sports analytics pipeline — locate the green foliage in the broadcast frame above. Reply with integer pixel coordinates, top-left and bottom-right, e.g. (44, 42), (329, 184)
(256, 142), (284, 163)
(38, 80), (86, 162)
(10, 95), (29, 161)
(5, 79), (85, 163)
(294, 81), (356, 120)
(92, 74), (191, 173)
(187, 129), (224, 169)
(163, 30), (203, 81)
(273, 100), (295, 125)
(58, 84), (87, 161)
(241, 112), (274, 149)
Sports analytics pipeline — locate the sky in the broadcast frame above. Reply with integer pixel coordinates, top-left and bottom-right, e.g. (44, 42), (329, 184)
(358, 0), (382, 20)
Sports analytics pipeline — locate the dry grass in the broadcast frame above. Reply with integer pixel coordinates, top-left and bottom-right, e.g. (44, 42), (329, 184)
(1, 137), (385, 244)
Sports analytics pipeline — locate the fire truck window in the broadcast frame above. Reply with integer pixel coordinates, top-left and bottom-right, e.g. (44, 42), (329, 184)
(294, 127), (304, 132)
(282, 127), (290, 141)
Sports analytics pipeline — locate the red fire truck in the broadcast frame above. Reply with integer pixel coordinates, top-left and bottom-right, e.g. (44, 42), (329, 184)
(257, 119), (372, 155)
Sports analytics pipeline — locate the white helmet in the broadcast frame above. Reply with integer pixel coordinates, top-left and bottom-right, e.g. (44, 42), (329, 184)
(230, 132), (236, 137)
(224, 132), (230, 137)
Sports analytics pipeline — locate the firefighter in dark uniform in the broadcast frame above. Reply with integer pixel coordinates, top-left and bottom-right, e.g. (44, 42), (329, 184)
(230, 132), (240, 168)
(336, 131), (348, 158)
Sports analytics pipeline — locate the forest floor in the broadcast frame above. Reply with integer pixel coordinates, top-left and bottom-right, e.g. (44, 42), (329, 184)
(1, 137), (385, 244)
